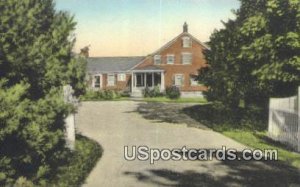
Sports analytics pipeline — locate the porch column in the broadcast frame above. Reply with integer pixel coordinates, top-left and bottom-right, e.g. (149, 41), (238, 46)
(144, 73), (146, 87)
(152, 72), (154, 87)
(131, 72), (134, 92)
(161, 72), (165, 91)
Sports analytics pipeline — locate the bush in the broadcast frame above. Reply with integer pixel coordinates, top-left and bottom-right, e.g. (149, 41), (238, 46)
(144, 86), (163, 98)
(165, 86), (181, 99)
(80, 89), (121, 101)
(50, 134), (103, 186)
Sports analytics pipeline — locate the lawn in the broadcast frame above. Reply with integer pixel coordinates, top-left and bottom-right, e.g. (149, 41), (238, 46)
(222, 130), (300, 169)
(143, 97), (208, 104)
(50, 134), (103, 186)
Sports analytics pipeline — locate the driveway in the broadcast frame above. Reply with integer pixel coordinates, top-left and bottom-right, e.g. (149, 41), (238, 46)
(76, 101), (300, 187)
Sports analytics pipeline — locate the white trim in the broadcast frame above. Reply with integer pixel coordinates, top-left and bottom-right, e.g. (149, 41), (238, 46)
(174, 74), (184, 86)
(154, 55), (162, 65)
(107, 73), (115, 86)
(132, 69), (164, 73)
(182, 36), (192, 48)
(166, 54), (175, 64)
(117, 73), (126, 81)
(92, 74), (102, 89)
(181, 52), (193, 65)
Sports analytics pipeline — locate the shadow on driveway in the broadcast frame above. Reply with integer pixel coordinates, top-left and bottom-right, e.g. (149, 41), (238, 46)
(124, 157), (300, 187)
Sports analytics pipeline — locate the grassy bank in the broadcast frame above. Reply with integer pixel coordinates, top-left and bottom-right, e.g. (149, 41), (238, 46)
(51, 134), (103, 186)
(182, 103), (300, 169)
(222, 130), (300, 169)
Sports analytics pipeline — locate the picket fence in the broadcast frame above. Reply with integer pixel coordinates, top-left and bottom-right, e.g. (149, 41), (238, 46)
(268, 87), (300, 152)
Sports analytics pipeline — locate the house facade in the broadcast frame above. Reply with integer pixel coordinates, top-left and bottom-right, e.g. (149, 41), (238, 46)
(87, 23), (208, 97)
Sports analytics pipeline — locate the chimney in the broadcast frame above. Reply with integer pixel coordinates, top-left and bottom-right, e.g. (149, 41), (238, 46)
(80, 45), (90, 58)
(183, 22), (188, 33)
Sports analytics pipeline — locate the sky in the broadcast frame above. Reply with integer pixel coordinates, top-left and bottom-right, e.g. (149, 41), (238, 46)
(55, 0), (240, 57)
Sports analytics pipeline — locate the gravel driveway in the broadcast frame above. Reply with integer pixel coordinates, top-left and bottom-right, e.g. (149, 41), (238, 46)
(75, 101), (300, 187)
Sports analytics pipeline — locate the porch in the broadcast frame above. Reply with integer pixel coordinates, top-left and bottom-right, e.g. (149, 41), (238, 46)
(131, 66), (165, 97)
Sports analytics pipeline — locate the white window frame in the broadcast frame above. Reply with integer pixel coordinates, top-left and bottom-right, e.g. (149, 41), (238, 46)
(93, 74), (102, 88)
(117, 73), (126, 82)
(190, 77), (199, 86)
(182, 36), (192, 48)
(154, 55), (161, 65)
(166, 54), (175, 64)
(182, 53), (192, 65)
(107, 74), (115, 86)
(174, 74), (184, 86)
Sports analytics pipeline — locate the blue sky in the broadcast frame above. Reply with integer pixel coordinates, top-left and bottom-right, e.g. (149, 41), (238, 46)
(55, 0), (240, 56)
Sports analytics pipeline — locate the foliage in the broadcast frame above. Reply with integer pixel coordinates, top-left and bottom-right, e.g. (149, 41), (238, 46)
(81, 89), (122, 101)
(165, 86), (181, 99)
(0, 0), (86, 185)
(51, 134), (103, 186)
(143, 86), (163, 98)
(199, 0), (300, 109)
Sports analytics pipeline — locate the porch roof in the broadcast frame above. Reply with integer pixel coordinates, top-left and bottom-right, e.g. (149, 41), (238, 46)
(132, 65), (164, 73)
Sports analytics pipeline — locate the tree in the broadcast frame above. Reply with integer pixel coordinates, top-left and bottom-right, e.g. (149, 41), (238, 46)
(0, 0), (86, 184)
(200, 0), (300, 109)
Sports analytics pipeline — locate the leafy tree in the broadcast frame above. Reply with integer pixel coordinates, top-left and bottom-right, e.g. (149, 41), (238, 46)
(200, 0), (300, 109)
(0, 0), (86, 184)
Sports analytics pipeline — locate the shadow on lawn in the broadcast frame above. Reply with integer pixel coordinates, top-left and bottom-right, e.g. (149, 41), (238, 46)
(124, 156), (300, 187)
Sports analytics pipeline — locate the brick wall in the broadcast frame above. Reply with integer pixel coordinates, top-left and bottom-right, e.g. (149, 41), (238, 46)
(135, 33), (208, 92)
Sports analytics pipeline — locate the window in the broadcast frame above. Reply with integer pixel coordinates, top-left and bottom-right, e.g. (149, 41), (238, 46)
(117, 73), (126, 81)
(107, 74), (115, 86)
(154, 55), (161, 65)
(167, 54), (175, 64)
(182, 36), (192, 48)
(190, 77), (199, 86)
(174, 74), (184, 86)
(93, 75), (101, 88)
(182, 53), (192, 64)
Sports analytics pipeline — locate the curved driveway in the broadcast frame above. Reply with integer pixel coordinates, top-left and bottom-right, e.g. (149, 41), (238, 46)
(76, 101), (299, 187)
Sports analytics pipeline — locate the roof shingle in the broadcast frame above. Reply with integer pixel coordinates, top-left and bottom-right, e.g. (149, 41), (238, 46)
(87, 56), (145, 73)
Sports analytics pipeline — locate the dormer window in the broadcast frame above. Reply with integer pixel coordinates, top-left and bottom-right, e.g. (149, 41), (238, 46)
(182, 36), (192, 48)
(154, 55), (161, 65)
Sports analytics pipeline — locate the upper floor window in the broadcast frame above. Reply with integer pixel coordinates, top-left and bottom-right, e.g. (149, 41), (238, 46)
(117, 73), (126, 81)
(154, 55), (161, 65)
(107, 74), (115, 86)
(182, 53), (192, 64)
(167, 54), (175, 64)
(182, 36), (192, 48)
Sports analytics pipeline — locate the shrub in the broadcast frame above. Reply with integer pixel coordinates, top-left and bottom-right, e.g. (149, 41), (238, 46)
(80, 89), (121, 101)
(166, 86), (181, 99)
(143, 86), (163, 98)
(50, 134), (103, 186)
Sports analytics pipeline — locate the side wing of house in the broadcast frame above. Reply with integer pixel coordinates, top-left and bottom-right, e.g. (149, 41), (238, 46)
(87, 57), (145, 92)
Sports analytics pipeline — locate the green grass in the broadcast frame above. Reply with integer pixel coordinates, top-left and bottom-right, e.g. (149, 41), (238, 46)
(222, 130), (300, 169)
(143, 97), (208, 104)
(50, 134), (103, 186)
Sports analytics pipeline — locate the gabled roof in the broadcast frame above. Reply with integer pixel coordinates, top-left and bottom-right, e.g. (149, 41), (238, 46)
(87, 56), (145, 73)
(151, 32), (209, 55)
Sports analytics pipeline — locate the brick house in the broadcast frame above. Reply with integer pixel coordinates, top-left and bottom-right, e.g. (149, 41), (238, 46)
(87, 23), (208, 97)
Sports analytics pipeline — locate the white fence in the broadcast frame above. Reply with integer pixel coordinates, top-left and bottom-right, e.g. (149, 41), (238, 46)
(268, 87), (300, 152)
